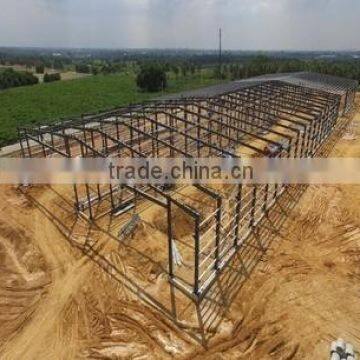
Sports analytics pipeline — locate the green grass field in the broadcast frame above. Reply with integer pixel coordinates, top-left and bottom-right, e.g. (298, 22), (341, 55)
(0, 72), (222, 147)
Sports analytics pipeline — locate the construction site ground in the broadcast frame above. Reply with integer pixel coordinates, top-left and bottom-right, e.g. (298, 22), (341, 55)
(0, 95), (360, 359)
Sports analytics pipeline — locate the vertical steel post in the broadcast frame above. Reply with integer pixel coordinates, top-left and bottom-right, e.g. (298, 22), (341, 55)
(155, 112), (160, 157)
(167, 198), (174, 278)
(215, 196), (222, 270)
(184, 104), (189, 153)
(197, 106), (201, 157)
(73, 184), (79, 212)
(194, 215), (200, 296)
(234, 183), (242, 247)
(18, 129), (25, 158)
(250, 185), (257, 228)
(263, 184), (269, 212)
(25, 132), (32, 158)
(85, 184), (93, 220)
(39, 126), (46, 157)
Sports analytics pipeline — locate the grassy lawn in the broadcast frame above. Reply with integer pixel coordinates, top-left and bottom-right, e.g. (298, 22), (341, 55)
(0, 72), (223, 147)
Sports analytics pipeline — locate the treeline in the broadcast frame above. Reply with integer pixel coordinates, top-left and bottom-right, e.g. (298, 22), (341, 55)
(77, 59), (202, 78)
(75, 62), (128, 75)
(0, 51), (70, 71)
(161, 62), (201, 78)
(136, 57), (360, 83)
(0, 68), (38, 90)
(135, 56), (360, 93)
(1, 47), (360, 81)
(135, 60), (207, 81)
(222, 57), (360, 81)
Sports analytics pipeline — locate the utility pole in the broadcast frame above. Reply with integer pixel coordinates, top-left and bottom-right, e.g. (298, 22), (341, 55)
(219, 28), (222, 77)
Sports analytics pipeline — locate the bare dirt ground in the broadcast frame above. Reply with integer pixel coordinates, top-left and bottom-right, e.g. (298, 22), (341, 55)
(0, 96), (360, 359)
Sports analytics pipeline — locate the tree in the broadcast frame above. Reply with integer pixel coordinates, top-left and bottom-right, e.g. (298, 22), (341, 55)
(213, 65), (226, 80)
(75, 64), (91, 74)
(53, 59), (64, 71)
(181, 64), (188, 78)
(0, 68), (38, 90)
(43, 73), (61, 83)
(172, 65), (179, 79)
(35, 64), (45, 74)
(136, 64), (167, 92)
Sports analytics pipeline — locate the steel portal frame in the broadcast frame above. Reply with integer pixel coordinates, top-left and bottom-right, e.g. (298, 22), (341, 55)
(18, 79), (350, 301)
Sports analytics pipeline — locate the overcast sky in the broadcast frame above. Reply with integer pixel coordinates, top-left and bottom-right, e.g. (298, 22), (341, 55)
(0, 0), (359, 50)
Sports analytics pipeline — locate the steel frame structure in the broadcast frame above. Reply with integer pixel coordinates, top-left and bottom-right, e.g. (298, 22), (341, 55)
(18, 78), (353, 301)
(285, 72), (358, 114)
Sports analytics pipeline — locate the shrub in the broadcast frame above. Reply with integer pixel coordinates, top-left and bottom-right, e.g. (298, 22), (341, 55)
(43, 73), (61, 83)
(136, 64), (167, 92)
(0, 68), (38, 90)
(75, 64), (91, 74)
(35, 64), (45, 74)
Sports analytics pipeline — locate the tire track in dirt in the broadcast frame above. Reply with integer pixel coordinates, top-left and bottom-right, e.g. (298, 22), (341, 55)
(1, 97), (360, 359)
(0, 193), (93, 360)
(181, 98), (360, 359)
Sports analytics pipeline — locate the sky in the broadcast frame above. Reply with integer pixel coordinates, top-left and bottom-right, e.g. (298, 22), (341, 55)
(0, 0), (359, 50)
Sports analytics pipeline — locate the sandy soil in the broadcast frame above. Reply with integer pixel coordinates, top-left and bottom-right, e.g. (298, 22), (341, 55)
(0, 96), (360, 359)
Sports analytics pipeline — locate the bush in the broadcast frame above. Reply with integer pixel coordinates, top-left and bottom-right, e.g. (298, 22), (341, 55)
(75, 64), (91, 74)
(0, 68), (38, 90)
(136, 64), (167, 92)
(43, 73), (61, 83)
(35, 64), (45, 74)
